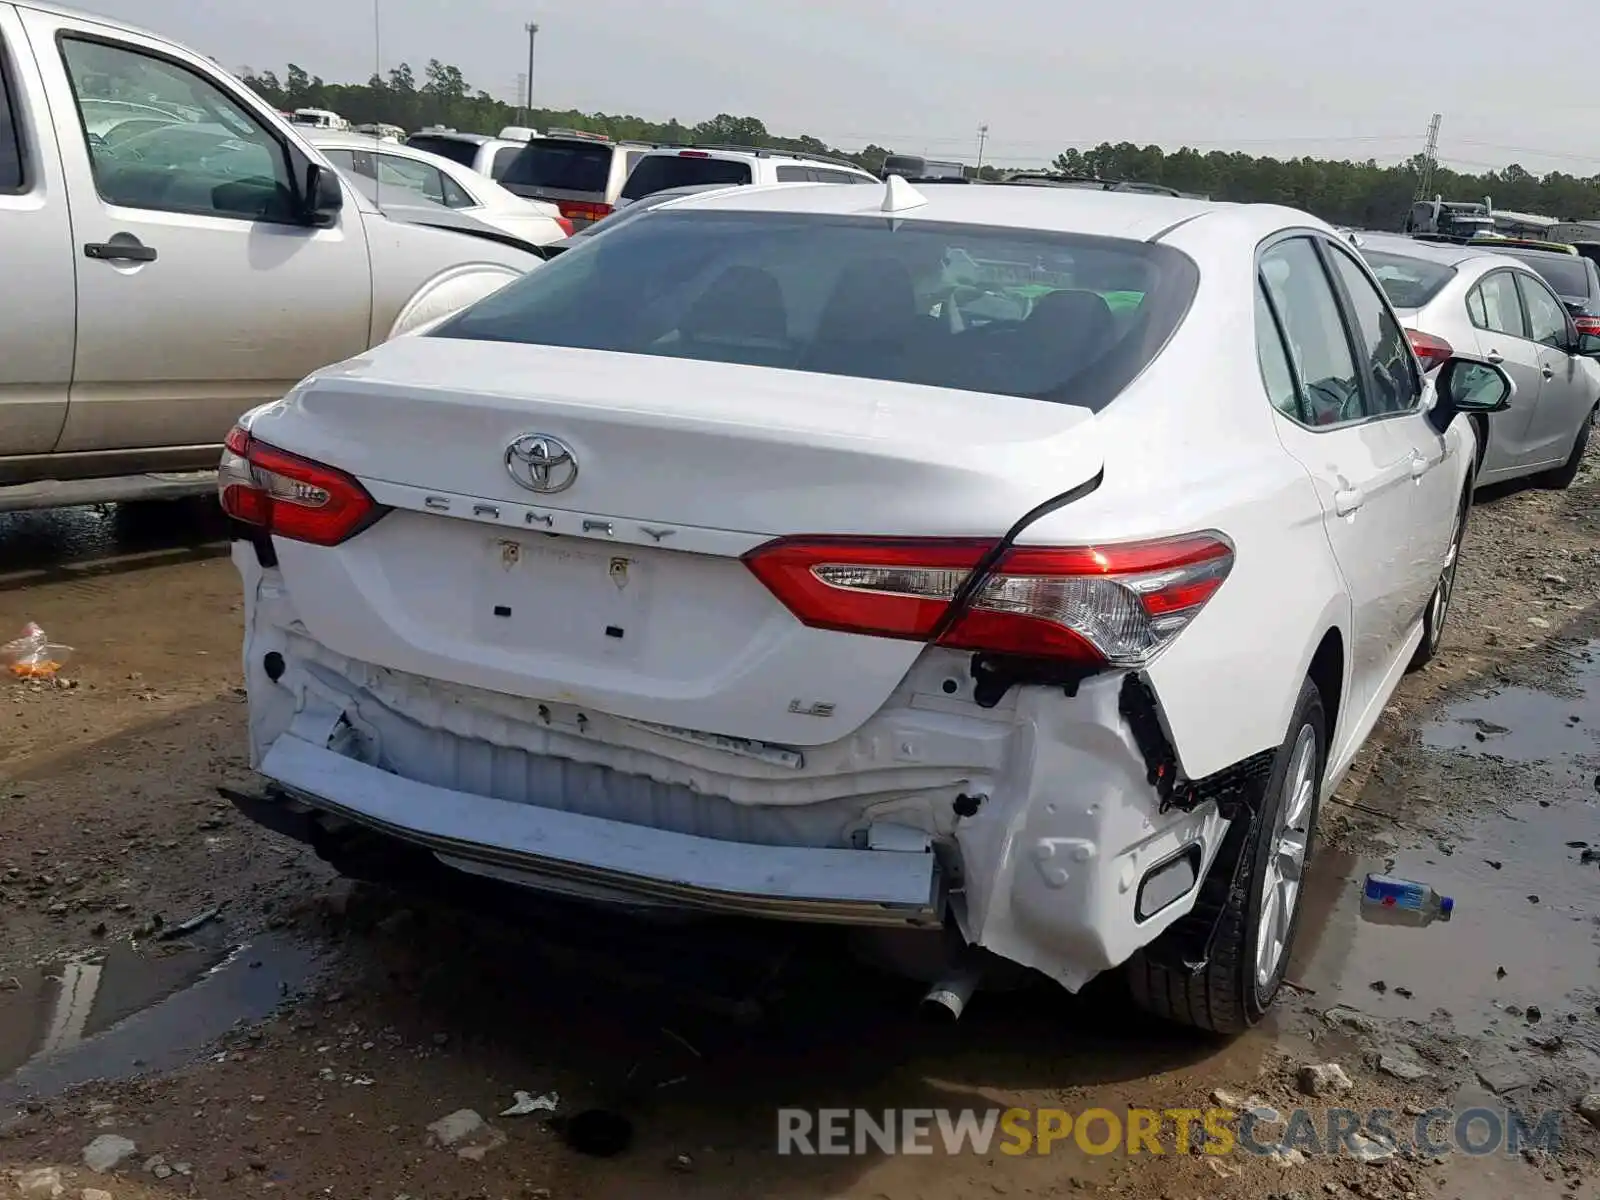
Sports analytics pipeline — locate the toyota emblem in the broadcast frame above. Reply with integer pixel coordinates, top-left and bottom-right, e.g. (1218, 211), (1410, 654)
(504, 433), (579, 494)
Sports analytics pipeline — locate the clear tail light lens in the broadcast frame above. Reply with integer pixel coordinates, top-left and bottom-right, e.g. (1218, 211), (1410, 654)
(218, 425), (383, 547)
(744, 533), (1233, 668)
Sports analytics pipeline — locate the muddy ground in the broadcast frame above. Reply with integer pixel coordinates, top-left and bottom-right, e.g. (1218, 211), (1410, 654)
(1, 460), (1598, 1200)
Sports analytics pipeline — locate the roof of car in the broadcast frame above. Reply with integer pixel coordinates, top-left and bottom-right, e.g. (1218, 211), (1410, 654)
(659, 179), (1284, 241)
(410, 131), (494, 145)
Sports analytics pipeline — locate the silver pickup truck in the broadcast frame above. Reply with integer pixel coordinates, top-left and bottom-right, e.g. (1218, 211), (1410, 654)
(0, 0), (543, 512)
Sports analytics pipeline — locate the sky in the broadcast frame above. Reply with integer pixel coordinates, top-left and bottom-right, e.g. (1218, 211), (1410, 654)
(80, 0), (1600, 176)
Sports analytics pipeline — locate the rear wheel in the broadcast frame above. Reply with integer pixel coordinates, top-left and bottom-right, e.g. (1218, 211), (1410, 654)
(1127, 677), (1326, 1034)
(1539, 403), (1595, 490)
(1408, 488), (1468, 671)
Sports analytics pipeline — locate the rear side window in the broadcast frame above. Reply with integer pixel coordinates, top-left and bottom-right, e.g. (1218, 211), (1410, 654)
(1359, 250), (1456, 309)
(1259, 238), (1364, 427)
(501, 140), (613, 192)
(434, 210), (1200, 411)
(621, 155), (751, 201)
(775, 164), (810, 183)
(813, 168), (868, 184)
(0, 37), (23, 191)
(1501, 250), (1592, 299)
(1470, 271), (1527, 338)
(405, 136), (478, 169)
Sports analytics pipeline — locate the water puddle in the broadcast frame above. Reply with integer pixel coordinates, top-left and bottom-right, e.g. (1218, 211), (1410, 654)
(1291, 645), (1600, 1076)
(0, 932), (318, 1108)
(1420, 642), (1600, 778)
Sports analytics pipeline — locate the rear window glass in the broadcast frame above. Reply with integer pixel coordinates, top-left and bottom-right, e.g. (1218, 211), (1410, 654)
(435, 211), (1199, 410)
(501, 140), (613, 192)
(621, 155), (751, 200)
(1499, 250), (1592, 299)
(1359, 250), (1457, 309)
(405, 136), (477, 169)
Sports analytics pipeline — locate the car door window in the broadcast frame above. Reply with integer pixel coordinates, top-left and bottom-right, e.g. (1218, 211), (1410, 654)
(373, 153), (446, 203)
(1255, 282), (1303, 420)
(1259, 238), (1365, 428)
(775, 165), (811, 182)
(1472, 271), (1527, 339)
(1516, 271), (1570, 348)
(60, 37), (295, 222)
(0, 37), (23, 192)
(1325, 242), (1421, 416)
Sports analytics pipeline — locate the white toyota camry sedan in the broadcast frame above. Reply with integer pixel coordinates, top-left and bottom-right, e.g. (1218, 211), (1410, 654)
(219, 180), (1512, 1032)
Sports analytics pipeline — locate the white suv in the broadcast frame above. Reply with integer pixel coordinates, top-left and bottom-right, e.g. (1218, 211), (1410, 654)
(617, 146), (877, 207)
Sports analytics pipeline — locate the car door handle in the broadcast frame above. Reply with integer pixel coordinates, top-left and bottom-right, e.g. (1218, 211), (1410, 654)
(1485, 350), (1505, 364)
(1410, 450), (1429, 479)
(84, 238), (157, 263)
(1541, 364), (1554, 379)
(1334, 486), (1364, 517)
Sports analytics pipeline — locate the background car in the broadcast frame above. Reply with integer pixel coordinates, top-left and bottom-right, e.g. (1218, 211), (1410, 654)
(616, 145), (877, 205)
(1354, 233), (1599, 489)
(307, 131), (572, 245)
(222, 183), (1509, 1035)
(405, 127), (533, 181)
(496, 128), (657, 228)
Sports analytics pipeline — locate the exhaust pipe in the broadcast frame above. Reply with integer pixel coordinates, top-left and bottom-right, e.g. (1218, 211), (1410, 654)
(919, 963), (983, 1023)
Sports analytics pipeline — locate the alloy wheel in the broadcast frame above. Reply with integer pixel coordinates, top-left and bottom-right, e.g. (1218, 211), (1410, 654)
(1254, 723), (1317, 989)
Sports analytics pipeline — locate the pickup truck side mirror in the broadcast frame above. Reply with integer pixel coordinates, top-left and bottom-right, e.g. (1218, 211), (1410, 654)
(1428, 355), (1513, 434)
(301, 162), (344, 227)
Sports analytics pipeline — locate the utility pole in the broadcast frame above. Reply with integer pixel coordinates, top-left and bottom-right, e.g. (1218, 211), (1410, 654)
(524, 22), (539, 124)
(1414, 112), (1441, 202)
(975, 123), (989, 177)
(515, 73), (527, 120)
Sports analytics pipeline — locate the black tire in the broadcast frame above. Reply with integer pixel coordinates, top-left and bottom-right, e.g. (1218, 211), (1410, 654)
(1126, 677), (1327, 1034)
(1408, 487), (1469, 671)
(1539, 403), (1595, 490)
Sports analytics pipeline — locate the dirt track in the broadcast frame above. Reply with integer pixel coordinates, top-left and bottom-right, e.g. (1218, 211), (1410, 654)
(2, 460), (1598, 1200)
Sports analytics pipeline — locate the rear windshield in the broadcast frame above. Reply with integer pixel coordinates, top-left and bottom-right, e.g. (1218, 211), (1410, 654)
(434, 211), (1199, 410)
(500, 140), (613, 192)
(405, 136), (478, 169)
(1499, 250), (1593, 299)
(622, 155), (751, 201)
(1359, 250), (1457, 309)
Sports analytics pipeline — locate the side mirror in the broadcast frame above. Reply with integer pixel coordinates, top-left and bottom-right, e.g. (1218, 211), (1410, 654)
(1428, 355), (1513, 433)
(1580, 333), (1600, 358)
(301, 162), (344, 227)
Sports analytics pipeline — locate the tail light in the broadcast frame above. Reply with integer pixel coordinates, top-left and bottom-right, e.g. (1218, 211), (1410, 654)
(1406, 328), (1453, 372)
(679, 150), (711, 158)
(218, 425), (383, 547)
(743, 533), (1233, 668)
(553, 216), (575, 237)
(1574, 315), (1600, 338)
(557, 200), (613, 223)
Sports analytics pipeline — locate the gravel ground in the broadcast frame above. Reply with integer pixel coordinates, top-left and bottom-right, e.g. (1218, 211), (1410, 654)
(1, 452), (1598, 1200)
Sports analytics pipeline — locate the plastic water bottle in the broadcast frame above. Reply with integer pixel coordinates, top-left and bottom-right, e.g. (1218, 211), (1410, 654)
(1360, 874), (1454, 927)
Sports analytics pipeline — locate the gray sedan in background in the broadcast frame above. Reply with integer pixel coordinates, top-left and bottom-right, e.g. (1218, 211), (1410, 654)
(1353, 233), (1599, 490)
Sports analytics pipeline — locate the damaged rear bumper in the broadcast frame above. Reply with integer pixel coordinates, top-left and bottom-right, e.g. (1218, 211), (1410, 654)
(255, 732), (943, 927)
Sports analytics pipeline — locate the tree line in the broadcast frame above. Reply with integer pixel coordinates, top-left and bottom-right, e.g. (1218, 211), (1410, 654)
(239, 60), (1600, 230)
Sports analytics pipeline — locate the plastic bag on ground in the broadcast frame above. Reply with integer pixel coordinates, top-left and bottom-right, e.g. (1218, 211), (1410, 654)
(1, 622), (73, 680)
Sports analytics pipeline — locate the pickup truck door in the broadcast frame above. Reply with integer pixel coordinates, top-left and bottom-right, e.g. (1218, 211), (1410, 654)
(19, 7), (373, 456)
(0, 7), (74, 465)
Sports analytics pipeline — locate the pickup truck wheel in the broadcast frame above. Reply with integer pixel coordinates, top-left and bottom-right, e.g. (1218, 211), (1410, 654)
(1539, 403), (1594, 490)
(1126, 676), (1326, 1034)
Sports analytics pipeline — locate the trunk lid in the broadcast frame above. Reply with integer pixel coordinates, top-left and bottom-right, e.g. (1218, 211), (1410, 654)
(251, 338), (1104, 746)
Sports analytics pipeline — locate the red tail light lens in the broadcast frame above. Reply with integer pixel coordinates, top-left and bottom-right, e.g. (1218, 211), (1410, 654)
(1406, 328), (1453, 372)
(553, 216), (575, 237)
(743, 533), (1233, 668)
(556, 200), (613, 223)
(218, 425), (383, 547)
(1574, 315), (1600, 337)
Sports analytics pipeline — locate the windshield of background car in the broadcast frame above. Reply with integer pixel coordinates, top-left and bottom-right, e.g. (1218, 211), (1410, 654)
(434, 211), (1200, 409)
(1359, 250), (1457, 309)
(500, 140), (612, 192)
(1499, 250), (1593, 299)
(621, 155), (752, 201)
(405, 136), (478, 168)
